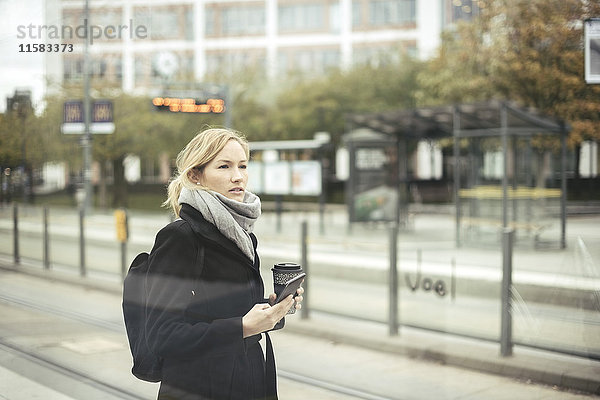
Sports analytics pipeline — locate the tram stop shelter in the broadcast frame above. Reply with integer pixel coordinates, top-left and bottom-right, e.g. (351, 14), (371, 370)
(347, 100), (569, 249)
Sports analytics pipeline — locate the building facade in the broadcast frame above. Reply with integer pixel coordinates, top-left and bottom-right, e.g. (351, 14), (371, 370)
(44, 0), (485, 94)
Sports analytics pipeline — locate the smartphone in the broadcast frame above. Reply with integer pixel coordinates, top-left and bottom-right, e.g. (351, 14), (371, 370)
(275, 273), (306, 304)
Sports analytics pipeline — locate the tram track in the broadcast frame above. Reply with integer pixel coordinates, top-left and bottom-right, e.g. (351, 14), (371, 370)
(0, 339), (148, 400)
(0, 292), (122, 332)
(0, 291), (394, 400)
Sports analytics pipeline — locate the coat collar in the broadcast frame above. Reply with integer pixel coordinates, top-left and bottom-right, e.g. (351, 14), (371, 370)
(179, 203), (256, 266)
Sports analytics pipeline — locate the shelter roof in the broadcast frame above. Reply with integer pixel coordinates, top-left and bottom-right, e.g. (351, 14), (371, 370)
(347, 100), (569, 139)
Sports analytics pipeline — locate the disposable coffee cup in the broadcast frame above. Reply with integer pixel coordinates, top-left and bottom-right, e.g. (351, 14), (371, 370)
(272, 262), (303, 314)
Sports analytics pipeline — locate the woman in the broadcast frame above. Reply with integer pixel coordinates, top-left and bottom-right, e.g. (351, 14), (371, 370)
(145, 127), (302, 400)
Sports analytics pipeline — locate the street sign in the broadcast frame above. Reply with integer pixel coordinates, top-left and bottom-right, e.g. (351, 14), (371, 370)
(152, 97), (225, 113)
(585, 18), (600, 84)
(62, 100), (115, 134)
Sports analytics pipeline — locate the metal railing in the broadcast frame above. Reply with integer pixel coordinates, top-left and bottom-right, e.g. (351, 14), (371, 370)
(1, 203), (599, 361)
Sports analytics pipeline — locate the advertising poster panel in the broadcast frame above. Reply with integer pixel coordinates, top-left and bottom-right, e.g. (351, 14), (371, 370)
(247, 162), (264, 194)
(263, 161), (291, 195)
(291, 161), (321, 196)
(350, 145), (397, 222)
(250, 161), (322, 196)
(585, 18), (600, 84)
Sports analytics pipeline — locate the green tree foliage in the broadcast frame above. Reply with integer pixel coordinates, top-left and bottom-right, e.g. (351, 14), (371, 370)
(0, 113), (25, 168)
(203, 64), (272, 143)
(36, 95), (81, 168)
(1, 98), (69, 173)
(418, 0), (600, 150)
(268, 56), (424, 143)
(491, 0), (600, 147)
(417, 23), (496, 105)
(8, 0), (600, 204)
(15, 92), (226, 207)
(91, 94), (224, 207)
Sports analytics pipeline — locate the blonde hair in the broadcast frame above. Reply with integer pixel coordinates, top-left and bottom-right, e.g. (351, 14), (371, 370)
(163, 127), (250, 217)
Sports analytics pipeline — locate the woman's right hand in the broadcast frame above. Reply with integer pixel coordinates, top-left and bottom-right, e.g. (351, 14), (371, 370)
(242, 295), (295, 338)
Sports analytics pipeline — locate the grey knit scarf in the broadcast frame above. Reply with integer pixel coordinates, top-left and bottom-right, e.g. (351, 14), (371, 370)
(178, 187), (261, 261)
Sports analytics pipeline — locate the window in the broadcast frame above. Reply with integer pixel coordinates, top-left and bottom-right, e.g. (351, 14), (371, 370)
(445, 0), (483, 25)
(134, 8), (151, 38)
(369, 0), (415, 26)
(61, 10), (85, 43)
(134, 6), (191, 40)
(352, 45), (406, 66)
(62, 10), (80, 30)
(352, 1), (362, 27)
(134, 55), (151, 84)
(222, 6), (265, 35)
(63, 57), (83, 82)
(92, 8), (122, 39)
(206, 51), (266, 76)
(115, 57), (122, 81)
(329, 3), (340, 33)
(150, 10), (179, 39)
(278, 48), (340, 75)
(205, 8), (215, 36)
(279, 4), (325, 32)
(185, 9), (194, 40)
(91, 59), (107, 78)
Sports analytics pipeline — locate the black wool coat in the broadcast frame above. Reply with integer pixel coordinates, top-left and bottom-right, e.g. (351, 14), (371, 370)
(145, 203), (277, 400)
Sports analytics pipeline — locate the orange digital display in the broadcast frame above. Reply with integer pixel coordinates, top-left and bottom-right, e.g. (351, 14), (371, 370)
(152, 97), (225, 113)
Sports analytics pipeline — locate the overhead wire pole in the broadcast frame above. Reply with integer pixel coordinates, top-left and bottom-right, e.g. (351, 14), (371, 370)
(560, 121), (567, 249)
(453, 106), (461, 247)
(82, 0), (92, 213)
(500, 102), (513, 357)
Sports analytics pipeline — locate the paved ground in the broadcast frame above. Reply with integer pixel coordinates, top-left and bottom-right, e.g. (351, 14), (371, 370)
(0, 267), (598, 400)
(0, 202), (599, 398)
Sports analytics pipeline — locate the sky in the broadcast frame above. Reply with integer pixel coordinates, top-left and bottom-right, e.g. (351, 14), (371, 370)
(0, 0), (45, 113)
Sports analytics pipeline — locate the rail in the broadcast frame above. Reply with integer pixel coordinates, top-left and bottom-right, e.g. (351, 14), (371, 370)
(1, 203), (599, 362)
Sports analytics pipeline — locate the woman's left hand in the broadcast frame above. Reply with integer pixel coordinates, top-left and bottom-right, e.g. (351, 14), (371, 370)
(293, 286), (304, 310)
(268, 286), (304, 310)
